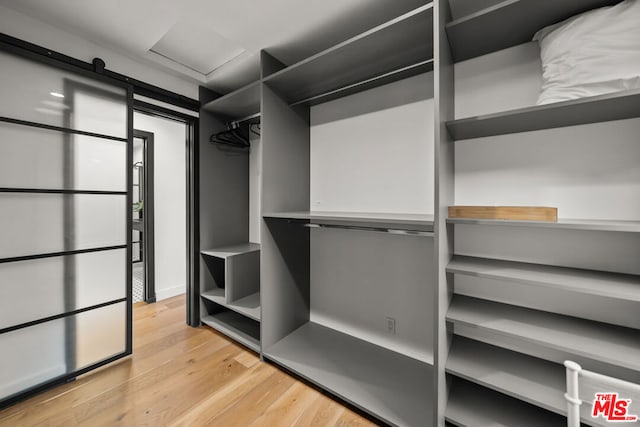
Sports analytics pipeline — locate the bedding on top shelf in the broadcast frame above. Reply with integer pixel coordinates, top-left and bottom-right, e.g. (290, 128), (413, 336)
(534, 0), (640, 105)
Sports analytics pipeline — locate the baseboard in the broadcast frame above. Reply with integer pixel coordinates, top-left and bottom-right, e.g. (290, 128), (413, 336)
(155, 284), (185, 301)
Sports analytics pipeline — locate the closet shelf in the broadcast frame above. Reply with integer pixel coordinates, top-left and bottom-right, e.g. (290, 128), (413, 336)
(264, 322), (433, 427)
(446, 0), (621, 62)
(264, 211), (434, 232)
(446, 88), (640, 140)
(446, 217), (640, 233)
(201, 290), (261, 322)
(201, 289), (225, 306)
(201, 81), (261, 121)
(447, 255), (640, 302)
(262, 4), (433, 106)
(201, 312), (260, 353)
(447, 336), (565, 415)
(447, 296), (640, 371)
(446, 378), (567, 427)
(447, 336), (616, 424)
(228, 292), (260, 322)
(201, 242), (260, 259)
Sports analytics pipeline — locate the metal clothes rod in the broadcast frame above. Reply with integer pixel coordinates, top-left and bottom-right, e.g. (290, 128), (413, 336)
(302, 222), (434, 237)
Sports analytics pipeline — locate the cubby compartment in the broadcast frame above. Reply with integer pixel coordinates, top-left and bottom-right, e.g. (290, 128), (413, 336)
(199, 76), (264, 346)
(201, 298), (260, 353)
(201, 243), (261, 321)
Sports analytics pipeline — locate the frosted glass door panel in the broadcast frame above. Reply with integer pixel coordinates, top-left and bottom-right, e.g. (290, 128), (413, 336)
(75, 302), (127, 370)
(0, 249), (126, 329)
(0, 122), (127, 191)
(0, 302), (126, 401)
(0, 193), (126, 258)
(0, 51), (127, 139)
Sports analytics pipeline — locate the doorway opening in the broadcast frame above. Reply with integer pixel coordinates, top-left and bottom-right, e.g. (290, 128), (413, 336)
(132, 102), (199, 326)
(132, 130), (155, 303)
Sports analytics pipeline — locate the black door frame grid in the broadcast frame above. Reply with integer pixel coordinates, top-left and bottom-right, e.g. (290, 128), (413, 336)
(0, 33), (201, 408)
(0, 40), (134, 409)
(0, 33), (200, 327)
(133, 129), (156, 304)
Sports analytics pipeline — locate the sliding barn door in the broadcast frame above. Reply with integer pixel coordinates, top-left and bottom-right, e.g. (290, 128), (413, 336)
(0, 45), (132, 406)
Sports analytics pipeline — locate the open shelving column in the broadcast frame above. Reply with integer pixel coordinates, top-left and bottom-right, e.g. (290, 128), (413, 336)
(260, 4), (436, 426)
(199, 83), (262, 352)
(438, 1), (640, 425)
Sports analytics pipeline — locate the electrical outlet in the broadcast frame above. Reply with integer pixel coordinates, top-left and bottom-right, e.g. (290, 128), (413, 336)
(386, 317), (396, 334)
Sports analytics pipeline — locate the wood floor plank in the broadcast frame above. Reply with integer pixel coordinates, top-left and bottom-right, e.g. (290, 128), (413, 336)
(247, 381), (320, 426)
(295, 395), (346, 427)
(0, 295), (379, 427)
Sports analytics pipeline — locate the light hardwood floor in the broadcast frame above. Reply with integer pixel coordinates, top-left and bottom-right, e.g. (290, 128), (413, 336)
(0, 295), (379, 427)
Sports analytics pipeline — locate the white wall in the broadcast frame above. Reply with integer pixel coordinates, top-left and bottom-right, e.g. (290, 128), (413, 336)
(310, 72), (434, 214)
(134, 112), (187, 301)
(454, 42), (640, 222)
(0, 4), (198, 100)
(307, 73), (435, 362)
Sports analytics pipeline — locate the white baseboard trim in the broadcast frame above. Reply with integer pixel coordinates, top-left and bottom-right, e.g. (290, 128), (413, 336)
(156, 284), (185, 301)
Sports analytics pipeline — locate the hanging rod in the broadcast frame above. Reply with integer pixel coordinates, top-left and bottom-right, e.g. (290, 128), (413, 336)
(302, 222), (433, 237)
(289, 59), (434, 107)
(231, 112), (261, 127)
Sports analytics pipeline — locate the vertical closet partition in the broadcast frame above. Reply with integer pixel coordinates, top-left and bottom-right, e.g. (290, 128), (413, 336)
(0, 45), (132, 407)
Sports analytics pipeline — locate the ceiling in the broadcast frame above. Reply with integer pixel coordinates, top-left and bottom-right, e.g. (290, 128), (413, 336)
(0, 0), (426, 94)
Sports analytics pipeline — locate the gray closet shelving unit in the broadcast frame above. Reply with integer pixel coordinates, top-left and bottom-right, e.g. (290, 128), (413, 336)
(199, 81), (262, 352)
(259, 4), (435, 427)
(197, 1), (639, 425)
(436, 0), (640, 426)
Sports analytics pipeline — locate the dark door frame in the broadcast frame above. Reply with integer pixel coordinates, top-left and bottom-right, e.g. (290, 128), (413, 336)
(133, 129), (156, 303)
(133, 100), (200, 327)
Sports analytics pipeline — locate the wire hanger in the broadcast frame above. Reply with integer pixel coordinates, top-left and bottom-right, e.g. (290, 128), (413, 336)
(210, 115), (260, 150)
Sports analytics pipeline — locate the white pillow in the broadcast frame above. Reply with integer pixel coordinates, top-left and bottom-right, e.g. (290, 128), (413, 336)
(533, 0), (640, 105)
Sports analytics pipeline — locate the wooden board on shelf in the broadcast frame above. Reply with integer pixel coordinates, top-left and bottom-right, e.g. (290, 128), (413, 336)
(264, 322), (433, 427)
(449, 206), (557, 222)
